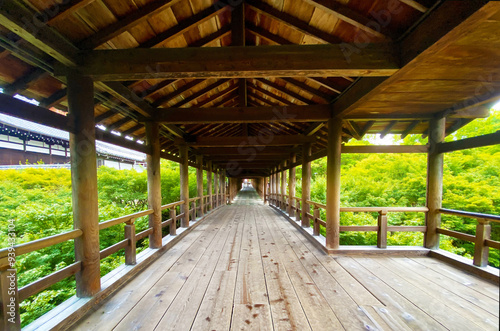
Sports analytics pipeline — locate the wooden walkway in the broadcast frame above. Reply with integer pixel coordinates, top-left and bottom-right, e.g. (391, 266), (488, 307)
(74, 188), (499, 331)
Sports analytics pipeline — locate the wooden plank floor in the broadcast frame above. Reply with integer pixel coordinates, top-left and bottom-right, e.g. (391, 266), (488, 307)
(74, 187), (499, 331)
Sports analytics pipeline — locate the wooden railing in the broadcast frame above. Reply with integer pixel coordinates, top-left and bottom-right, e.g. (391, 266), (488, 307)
(267, 194), (428, 248)
(0, 193), (227, 327)
(438, 208), (500, 267)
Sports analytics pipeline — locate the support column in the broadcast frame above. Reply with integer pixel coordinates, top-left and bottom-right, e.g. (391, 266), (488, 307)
(288, 153), (296, 217)
(326, 119), (342, 250)
(275, 167), (280, 208)
(214, 168), (219, 208)
(281, 161), (287, 211)
(263, 176), (267, 204)
(301, 143), (311, 228)
(425, 117), (445, 249)
(179, 144), (189, 227)
(146, 122), (162, 248)
(196, 155), (204, 216)
(207, 160), (213, 211)
(67, 71), (100, 297)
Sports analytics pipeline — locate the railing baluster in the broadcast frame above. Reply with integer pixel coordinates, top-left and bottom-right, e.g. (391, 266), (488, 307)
(124, 218), (136, 265)
(474, 218), (491, 267)
(377, 210), (388, 249)
(313, 206), (320, 236)
(169, 208), (177, 236)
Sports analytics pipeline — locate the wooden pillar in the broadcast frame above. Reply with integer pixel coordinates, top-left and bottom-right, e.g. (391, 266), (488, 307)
(288, 153), (296, 217)
(67, 71), (100, 297)
(425, 117), (445, 249)
(281, 162), (287, 211)
(326, 119), (342, 250)
(146, 122), (162, 248)
(207, 160), (213, 211)
(214, 168), (219, 208)
(301, 143), (311, 228)
(179, 144), (189, 227)
(196, 155), (204, 216)
(263, 176), (267, 204)
(275, 167), (280, 208)
(223, 171), (227, 205)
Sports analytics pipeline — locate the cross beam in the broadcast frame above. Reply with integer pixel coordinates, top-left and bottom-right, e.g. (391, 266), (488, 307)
(61, 44), (399, 81)
(179, 135), (317, 147)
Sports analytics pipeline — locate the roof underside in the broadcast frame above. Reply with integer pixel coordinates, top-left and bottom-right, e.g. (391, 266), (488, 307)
(0, 0), (499, 176)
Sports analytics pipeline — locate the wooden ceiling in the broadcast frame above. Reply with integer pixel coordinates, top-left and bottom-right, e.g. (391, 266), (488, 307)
(0, 0), (499, 176)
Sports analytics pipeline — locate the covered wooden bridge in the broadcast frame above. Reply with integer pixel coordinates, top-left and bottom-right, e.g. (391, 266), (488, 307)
(0, 0), (499, 330)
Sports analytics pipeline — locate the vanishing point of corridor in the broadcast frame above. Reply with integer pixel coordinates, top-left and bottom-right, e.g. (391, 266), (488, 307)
(74, 188), (499, 331)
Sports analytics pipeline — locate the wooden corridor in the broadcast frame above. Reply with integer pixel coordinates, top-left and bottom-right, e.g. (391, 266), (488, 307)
(73, 188), (499, 331)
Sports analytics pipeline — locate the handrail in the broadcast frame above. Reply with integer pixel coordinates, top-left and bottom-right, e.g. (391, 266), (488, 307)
(161, 200), (184, 210)
(99, 209), (154, 230)
(0, 229), (83, 260)
(439, 208), (500, 223)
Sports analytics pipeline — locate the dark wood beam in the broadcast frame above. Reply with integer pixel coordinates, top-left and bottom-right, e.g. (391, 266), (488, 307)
(344, 121), (362, 140)
(197, 147), (297, 155)
(190, 25), (231, 47)
(171, 79), (231, 108)
(399, 0), (428, 13)
(380, 121), (398, 138)
(248, 83), (293, 106)
(302, 0), (392, 40)
(3, 68), (46, 95)
(121, 124), (143, 136)
(152, 79), (205, 108)
(181, 135), (317, 147)
(309, 77), (343, 94)
(279, 78), (331, 103)
(400, 120), (421, 139)
(106, 117), (133, 131)
(255, 78), (311, 105)
(138, 2), (228, 49)
(342, 145), (428, 153)
(247, 0), (342, 44)
(246, 22), (293, 45)
(95, 110), (117, 123)
(153, 105), (331, 124)
(360, 120), (375, 136)
(40, 88), (68, 108)
(70, 44), (399, 81)
(78, 0), (184, 49)
(437, 131), (500, 153)
(196, 83), (239, 108)
(45, 0), (96, 25)
(209, 155), (288, 161)
(0, 1), (79, 66)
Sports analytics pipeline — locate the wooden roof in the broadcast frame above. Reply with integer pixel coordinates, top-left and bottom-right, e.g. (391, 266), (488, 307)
(0, 0), (499, 176)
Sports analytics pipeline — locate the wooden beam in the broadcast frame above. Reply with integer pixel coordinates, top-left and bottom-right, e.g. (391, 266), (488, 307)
(342, 145), (428, 153)
(196, 83), (239, 108)
(152, 79), (205, 107)
(2, 68), (46, 95)
(360, 120), (375, 136)
(247, 0), (342, 44)
(121, 124), (143, 137)
(171, 79), (230, 108)
(45, 0), (96, 25)
(106, 117), (132, 131)
(400, 120), (421, 139)
(72, 44), (399, 80)
(380, 121), (398, 138)
(209, 154), (288, 161)
(40, 88), (68, 108)
(437, 131), (500, 153)
(249, 83), (293, 105)
(309, 77), (342, 94)
(183, 135), (317, 147)
(67, 71), (100, 297)
(78, 0), (184, 49)
(256, 78), (311, 105)
(153, 105), (331, 123)
(279, 78), (332, 103)
(344, 121), (361, 140)
(138, 3), (227, 49)
(301, 143), (312, 227)
(0, 1), (78, 66)
(246, 22), (293, 45)
(398, 0), (428, 13)
(302, 0), (392, 40)
(190, 25), (231, 48)
(146, 122), (162, 248)
(197, 147), (297, 155)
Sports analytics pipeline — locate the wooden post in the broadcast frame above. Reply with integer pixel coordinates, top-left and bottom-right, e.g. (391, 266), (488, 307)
(313, 207), (320, 236)
(67, 71), (100, 297)
(263, 176), (267, 204)
(326, 119), (342, 250)
(301, 143), (311, 228)
(425, 117), (445, 249)
(281, 161), (287, 211)
(276, 167), (281, 208)
(288, 153), (296, 217)
(124, 220), (136, 265)
(1, 266), (20, 330)
(207, 160), (213, 211)
(474, 219), (491, 267)
(377, 210), (388, 249)
(146, 122), (162, 248)
(222, 170), (226, 205)
(179, 144), (189, 228)
(196, 155), (204, 216)
(214, 168), (219, 208)
(169, 209), (177, 236)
